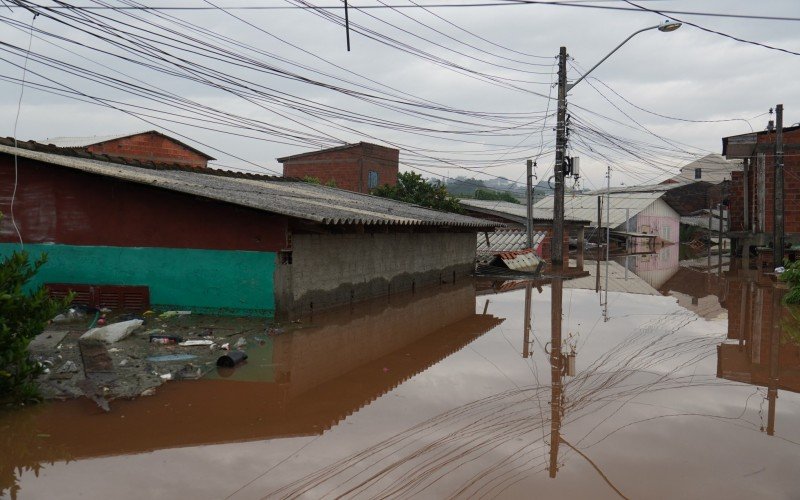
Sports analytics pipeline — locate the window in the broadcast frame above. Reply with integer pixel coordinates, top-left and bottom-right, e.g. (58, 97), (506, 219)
(694, 168), (702, 179)
(368, 170), (379, 189)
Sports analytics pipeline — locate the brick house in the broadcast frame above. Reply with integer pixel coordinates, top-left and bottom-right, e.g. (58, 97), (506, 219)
(46, 130), (214, 169)
(278, 142), (399, 193)
(722, 124), (800, 263)
(1, 137), (494, 318)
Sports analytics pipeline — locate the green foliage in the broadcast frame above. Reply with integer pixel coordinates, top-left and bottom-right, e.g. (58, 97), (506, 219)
(473, 189), (519, 204)
(1, 251), (70, 405)
(301, 176), (337, 188)
(373, 172), (463, 213)
(779, 259), (800, 305)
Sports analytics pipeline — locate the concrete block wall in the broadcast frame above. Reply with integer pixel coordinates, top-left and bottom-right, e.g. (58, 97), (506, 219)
(277, 231), (475, 317)
(86, 132), (209, 168)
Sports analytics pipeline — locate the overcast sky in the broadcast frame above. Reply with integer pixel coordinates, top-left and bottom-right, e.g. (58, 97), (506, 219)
(1, 0), (798, 191)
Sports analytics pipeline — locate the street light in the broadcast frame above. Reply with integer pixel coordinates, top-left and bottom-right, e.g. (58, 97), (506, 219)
(549, 20), (681, 267)
(566, 20), (682, 91)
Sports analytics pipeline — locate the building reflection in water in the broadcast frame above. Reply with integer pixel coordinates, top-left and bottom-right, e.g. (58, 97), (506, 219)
(0, 281), (503, 496)
(718, 268), (800, 436)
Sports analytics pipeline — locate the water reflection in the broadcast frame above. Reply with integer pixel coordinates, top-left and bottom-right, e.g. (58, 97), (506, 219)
(0, 282), (502, 498)
(4, 257), (800, 499)
(717, 269), (800, 435)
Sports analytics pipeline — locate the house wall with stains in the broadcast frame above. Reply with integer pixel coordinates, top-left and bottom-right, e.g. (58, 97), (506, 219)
(0, 155), (284, 315)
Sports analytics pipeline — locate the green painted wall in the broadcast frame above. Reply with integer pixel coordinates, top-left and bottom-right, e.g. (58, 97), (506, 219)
(0, 243), (276, 316)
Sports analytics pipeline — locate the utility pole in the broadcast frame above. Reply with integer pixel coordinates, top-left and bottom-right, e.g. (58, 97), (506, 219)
(775, 104), (784, 265)
(552, 46), (568, 267)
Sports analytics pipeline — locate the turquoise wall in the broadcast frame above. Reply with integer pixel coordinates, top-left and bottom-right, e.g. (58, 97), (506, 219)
(0, 243), (276, 316)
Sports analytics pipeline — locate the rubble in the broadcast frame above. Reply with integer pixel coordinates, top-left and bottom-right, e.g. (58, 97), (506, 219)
(30, 309), (290, 407)
(80, 319), (144, 343)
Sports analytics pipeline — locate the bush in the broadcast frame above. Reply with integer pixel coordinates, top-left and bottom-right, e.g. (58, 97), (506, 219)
(779, 259), (800, 305)
(1, 250), (69, 405)
(374, 172), (463, 213)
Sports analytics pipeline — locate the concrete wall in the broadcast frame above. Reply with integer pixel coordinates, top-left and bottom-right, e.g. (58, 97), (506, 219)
(276, 231), (475, 317)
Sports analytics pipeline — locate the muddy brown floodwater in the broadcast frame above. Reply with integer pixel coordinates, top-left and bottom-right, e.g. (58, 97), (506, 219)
(2, 253), (800, 499)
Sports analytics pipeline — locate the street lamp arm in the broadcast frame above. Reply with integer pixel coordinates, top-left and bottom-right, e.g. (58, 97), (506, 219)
(566, 24), (659, 91)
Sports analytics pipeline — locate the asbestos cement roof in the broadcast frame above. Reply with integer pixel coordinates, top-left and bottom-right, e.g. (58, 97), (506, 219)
(533, 192), (663, 228)
(476, 228), (546, 255)
(1, 143), (496, 229)
(460, 198), (589, 225)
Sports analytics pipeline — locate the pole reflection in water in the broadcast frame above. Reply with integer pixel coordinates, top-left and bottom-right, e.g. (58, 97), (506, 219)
(717, 268), (800, 436)
(549, 274), (563, 478)
(523, 283), (532, 359)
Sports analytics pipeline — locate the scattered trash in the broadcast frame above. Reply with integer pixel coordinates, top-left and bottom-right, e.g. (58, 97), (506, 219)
(149, 334), (184, 344)
(221, 342), (230, 350)
(56, 360), (79, 374)
(141, 388), (156, 396)
(217, 351), (247, 367)
(80, 319), (144, 343)
(51, 308), (87, 323)
(108, 347), (122, 353)
(178, 340), (214, 347)
(96, 317), (106, 326)
(176, 364), (203, 380)
(775, 266), (786, 274)
(147, 354), (198, 362)
(160, 373), (173, 381)
(119, 359), (129, 367)
(159, 310), (192, 320)
(234, 337), (247, 348)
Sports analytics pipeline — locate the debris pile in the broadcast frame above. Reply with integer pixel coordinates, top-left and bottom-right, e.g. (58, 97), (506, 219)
(30, 308), (277, 409)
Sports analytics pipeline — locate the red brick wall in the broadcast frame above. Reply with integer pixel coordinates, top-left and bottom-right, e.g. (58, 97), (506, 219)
(86, 132), (209, 168)
(537, 227), (569, 263)
(0, 155), (287, 251)
(281, 143), (398, 194)
(729, 129), (800, 234)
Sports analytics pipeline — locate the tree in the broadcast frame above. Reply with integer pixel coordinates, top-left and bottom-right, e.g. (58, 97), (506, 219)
(373, 172), (463, 213)
(1, 249), (69, 405)
(473, 189), (520, 204)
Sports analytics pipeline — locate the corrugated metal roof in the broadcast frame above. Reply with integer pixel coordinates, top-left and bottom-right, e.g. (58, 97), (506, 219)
(533, 192), (663, 228)
(563, 260), (660, 295)
(476, 228), (546, 255)
(681, 214), (729, 232)
(460, 199), (590, 224)
(497, 249), (542, 272)
(1, 144), (497, 229)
